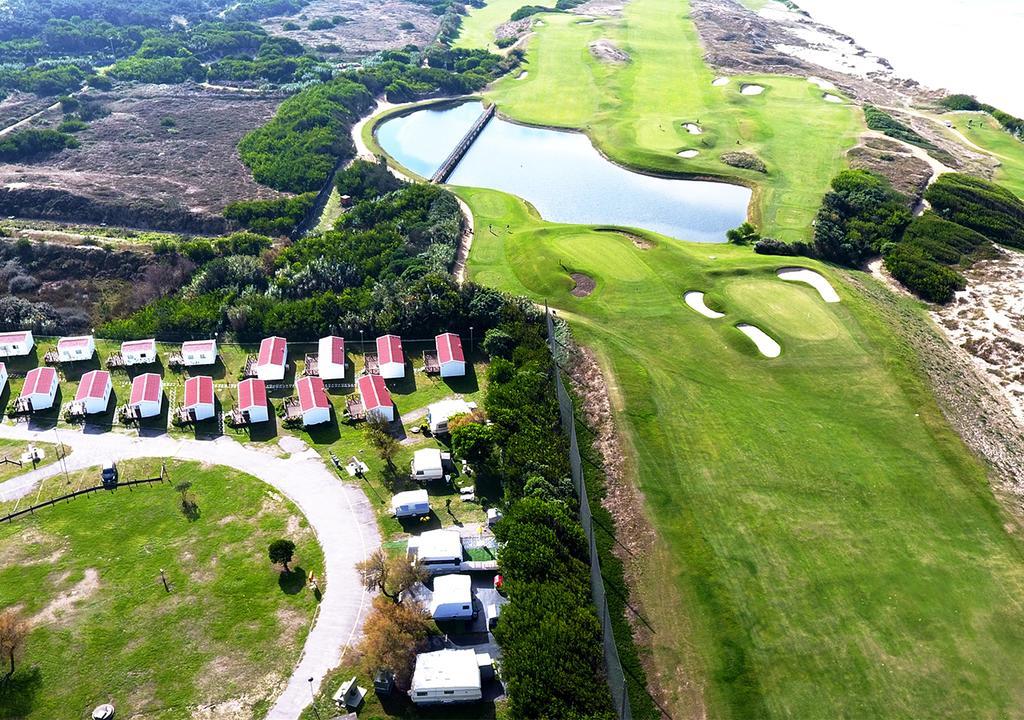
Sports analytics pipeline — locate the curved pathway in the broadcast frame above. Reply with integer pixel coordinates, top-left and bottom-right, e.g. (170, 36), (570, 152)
(0, 424), (380, 720)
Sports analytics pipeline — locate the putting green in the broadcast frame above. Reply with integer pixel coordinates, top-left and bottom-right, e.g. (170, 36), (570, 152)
(470, 0), (863, 241)
(459, 183), (1024, 719)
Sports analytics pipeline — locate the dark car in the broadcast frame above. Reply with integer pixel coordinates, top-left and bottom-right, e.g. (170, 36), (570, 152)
(101, 461), (118, 487)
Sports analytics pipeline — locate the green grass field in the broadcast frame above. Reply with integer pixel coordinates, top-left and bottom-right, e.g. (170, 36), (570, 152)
(476, 0), (862, 241)
(459, 185), (1024, 719)
(946, 112), (1024, 197)
(0, 459), (322, 719)
(454, 0), (525, 51)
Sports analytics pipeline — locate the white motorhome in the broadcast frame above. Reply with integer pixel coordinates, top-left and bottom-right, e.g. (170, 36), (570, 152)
(407, 529), (463, 574)
(391, 489), (430, 519)
(425, 398), (475, 435)
(429, 574), (474, 620)
(410, 649), (482, 705)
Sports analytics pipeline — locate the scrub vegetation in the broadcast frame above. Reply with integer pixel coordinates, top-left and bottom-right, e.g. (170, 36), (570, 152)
(458, 185), (1024, 719)
(0, 459), (322, 719)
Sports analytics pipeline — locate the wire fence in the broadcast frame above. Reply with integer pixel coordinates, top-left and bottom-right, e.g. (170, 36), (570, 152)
(1, 475), (167, 524)
(546, 307), (632, 720)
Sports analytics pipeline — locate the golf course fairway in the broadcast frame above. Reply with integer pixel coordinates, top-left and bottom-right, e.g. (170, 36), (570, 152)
(442, 0), (1024, 717)
(460, 186), (1024, 719)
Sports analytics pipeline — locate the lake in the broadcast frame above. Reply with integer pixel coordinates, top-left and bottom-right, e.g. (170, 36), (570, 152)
(375, 101), (752, 243)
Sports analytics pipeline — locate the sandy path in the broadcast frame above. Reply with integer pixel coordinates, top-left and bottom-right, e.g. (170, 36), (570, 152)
(0, 100), (60, 137)
(0, 424), (380, 720)
(453, 195), (475, 284)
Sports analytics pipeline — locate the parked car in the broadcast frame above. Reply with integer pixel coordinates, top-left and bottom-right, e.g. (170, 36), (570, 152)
(101, 461), (118, 487)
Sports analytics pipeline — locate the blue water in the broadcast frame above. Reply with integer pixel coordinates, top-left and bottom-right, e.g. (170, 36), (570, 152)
(376, 102), (751, 243)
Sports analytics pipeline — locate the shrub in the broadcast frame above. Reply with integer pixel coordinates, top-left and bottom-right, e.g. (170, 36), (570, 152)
(720, 151), (767, 173)
(307, 18), (334, 30)
(883, 243), (964, 304)
(57, 118), (88, 133)
(0, 129), (79, 161)
(335, 158), (405, 202)
(812, 169), (911, 266)
(924, 173), (1024, 249)
(726, 221), (759, 245)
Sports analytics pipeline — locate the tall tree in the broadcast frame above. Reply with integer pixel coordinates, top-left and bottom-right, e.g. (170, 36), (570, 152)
(0, 608), (28, 683)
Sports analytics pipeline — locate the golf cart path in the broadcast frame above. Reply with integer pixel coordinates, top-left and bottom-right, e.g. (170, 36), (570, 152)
(0, 424), (379, 720)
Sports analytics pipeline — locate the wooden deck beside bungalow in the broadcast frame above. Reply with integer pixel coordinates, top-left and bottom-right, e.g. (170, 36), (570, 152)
(344, 396), (366, 422)
(106, 352), (126, 370)
(303, 353), (319, 377)
(241, 354), (258, 379)
(363, 353), (380, 375)
(423, 350), (440, 375)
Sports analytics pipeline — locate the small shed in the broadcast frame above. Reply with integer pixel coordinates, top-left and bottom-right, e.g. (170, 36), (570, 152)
(391, 489), (430, 519)
(408, 529), (463, 574)
(435, 333), (466, 378)
(376, 334), (405, 379)
(181, 339), (217, 366)
(129, 372), (163, 418)
(296, 375), (330, 426)
(184, 375), (215, 421)
(410, 649), (482, 705)
(237, 378), (269, 424)
(430, 574), (474, 620)
(425, 398), (475, 435)
(57, 335), (96, 362)
(255, 336), (288, 381)
(318, 336), (346, 380)
(20, 366), (58, 410)
(75, 370), (112, 415)
(357, 374), (394, 423)
(411, 448), (445, 483)
(0, 330), (33, 357)
(120, 338), (158, 366)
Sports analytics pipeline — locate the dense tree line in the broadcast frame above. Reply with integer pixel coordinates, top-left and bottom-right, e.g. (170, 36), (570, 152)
(223, 194), (318, 236)
(0, 129), (80, 161)
(925, 172), (1024, 249)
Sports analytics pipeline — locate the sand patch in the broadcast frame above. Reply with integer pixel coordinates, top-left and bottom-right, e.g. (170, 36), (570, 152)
(777, 267), (841, 303)
(740, 84), (765, 96)
(570, 273), (596, 297)
(712, 77), (729, 86)
(736, 324), (781, 357)
(516, 71), (527, 80)
(589, 38), (630, 64)
(677, 149), (699, 158)
(807, 76), (836, 91)
(823, 93), (843, 104)
(682, 122), (702, 135)
(684, 291), (725, 319)
(33, 567), (100, 627)
(286, 515), (301, 534)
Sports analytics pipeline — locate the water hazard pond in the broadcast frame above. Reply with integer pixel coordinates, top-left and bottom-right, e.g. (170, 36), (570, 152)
(375, 101), (751, 243)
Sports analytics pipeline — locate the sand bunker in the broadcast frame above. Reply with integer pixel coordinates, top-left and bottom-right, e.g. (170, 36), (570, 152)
(741, 84), (765, 96)
(571, 272), (596, 297)
(677, 149), (700, 158)
(777, 267), (841, 303)
(736, 324), (781, 358)
(684, 291), (724, 318)
(683, 122), (703, 135)
(589, 39), (629, 63)
(808, 76), (837, 91)
(516, 71), (528, 80)
(823, 93), (843, 103)
(712, 77), (729, 86)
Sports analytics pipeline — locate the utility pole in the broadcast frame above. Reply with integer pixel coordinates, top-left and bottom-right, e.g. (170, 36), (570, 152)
(53, 427), (70, 485)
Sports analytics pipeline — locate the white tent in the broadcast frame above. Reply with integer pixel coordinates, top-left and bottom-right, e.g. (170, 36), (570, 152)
(429, 574), (474, 620)
(391, 489), (430, 519)
(408, 529), (462, 574)
(425, 398), (475, 435)
(410, 649), (482, 705)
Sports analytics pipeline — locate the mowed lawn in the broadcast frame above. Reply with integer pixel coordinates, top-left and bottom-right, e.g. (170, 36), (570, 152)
(946, 112), (1024, 197)
(460, 185), (1024, 719)
(453, 0), (525, 51)
(0, 459), (322, 720)
(479, 0), (862, 241)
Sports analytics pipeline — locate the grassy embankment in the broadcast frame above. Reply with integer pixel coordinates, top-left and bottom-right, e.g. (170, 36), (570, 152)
(0, 459), (322, 719)
(946, 112), (1024, 197)
(454, 0), (525, 52)
(444, 0), (1024, 717)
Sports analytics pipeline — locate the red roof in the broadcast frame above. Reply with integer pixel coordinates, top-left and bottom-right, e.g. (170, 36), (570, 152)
(376, 335), (403, 365)
(129, 373), (162, 405)
(436, 333), (464, 364)
(58, 335), (93, 349)
(182, 340), (216, 353)
(357, 373), (391, 411)
(322, 336), (345, 365)
(121, 338), (156, 353)
(21, 367), (57, 398)
(296, 376), (329, 412)
(258, 336), (287, 367)
(238, 378), (266, 410)
(0, 331), (30, 344)
(0, 362), (6, 375)
(184, 375), (214, 407)
(75, 370), (110, 401)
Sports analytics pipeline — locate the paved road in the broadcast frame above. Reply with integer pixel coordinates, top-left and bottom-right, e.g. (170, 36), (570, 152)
(0, 424), (380, 719)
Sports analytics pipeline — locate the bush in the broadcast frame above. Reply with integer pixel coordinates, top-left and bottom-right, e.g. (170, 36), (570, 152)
(0, 129), (79, 161)
(812, 169), (911, 266)
(307, 18), (334, 30)
(510, 4), (548, 20)
(726, 221), (759, 245)
(57, 118), (88, 133)
(720, 151), (767, 173)
(883, 244), (964, 304)
(335, 158), (405, 202)
(924, 173), (1024, 249)
(223, 193), (318, 236)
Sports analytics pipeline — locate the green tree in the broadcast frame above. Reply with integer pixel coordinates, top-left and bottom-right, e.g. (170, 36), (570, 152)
(268, 539), (296, 573)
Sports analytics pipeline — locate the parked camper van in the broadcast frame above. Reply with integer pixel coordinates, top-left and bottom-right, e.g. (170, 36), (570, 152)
(391, 489), (430, 519)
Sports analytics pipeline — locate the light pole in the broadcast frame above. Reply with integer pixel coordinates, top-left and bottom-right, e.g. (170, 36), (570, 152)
(469, 326), (474, 354)
(53, 427), (69, 485)
(308, 677), (321, 720)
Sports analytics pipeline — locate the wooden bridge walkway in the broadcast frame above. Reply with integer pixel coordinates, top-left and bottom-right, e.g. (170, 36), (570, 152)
(431, 103), (496, 184)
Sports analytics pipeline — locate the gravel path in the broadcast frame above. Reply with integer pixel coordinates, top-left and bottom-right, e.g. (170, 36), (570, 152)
(0, 424), (380, 720)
